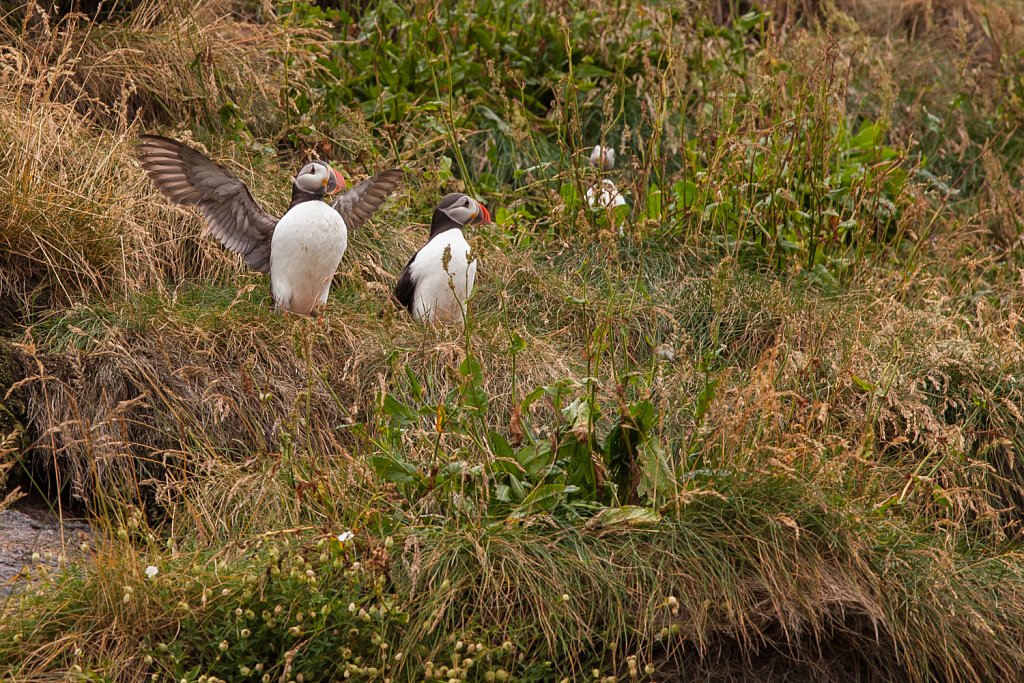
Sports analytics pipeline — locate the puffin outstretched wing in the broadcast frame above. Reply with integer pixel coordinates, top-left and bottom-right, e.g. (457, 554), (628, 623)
(137, 134), (279, 273)
(331, 169), (404, 233)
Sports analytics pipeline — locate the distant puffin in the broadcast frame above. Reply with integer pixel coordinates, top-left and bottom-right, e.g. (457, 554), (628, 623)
(392, 193), (491, 323)
(589, 144), (616, 171)
(137, 134), (402, 315)
(586, 144), (626, 211)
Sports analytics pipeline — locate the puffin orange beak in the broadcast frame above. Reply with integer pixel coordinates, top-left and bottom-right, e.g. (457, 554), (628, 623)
(475, 204), (491, 225)
(326, 167), (345, 194)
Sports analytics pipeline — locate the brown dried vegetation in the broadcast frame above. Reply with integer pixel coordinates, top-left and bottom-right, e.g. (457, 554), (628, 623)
(2, 0), (1024, 681)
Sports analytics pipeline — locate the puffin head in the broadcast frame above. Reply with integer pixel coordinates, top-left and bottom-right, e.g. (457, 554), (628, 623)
(294, 161), (345, 195)
(437, 192), (491, 226)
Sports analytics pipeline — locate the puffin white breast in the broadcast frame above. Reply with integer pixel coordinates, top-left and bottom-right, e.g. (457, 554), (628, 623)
(269, 202), (349, 314)
(409, 229), (476, 323)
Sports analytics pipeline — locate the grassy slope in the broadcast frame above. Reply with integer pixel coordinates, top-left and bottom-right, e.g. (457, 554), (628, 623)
(2, 0), (1024, 681)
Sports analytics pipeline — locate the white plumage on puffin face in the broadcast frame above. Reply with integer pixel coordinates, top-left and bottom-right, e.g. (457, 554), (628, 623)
(392, 192), (492, 324)
(438, 194), (487, 227)
(294, 161), (344, 195)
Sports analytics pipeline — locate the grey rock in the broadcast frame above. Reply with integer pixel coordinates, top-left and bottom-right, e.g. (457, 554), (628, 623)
(0, 502), (90, 591)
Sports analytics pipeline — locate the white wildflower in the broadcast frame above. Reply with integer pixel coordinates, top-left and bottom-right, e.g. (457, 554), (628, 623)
(337, 531), (355, 544)
(145, 565), (159, 579)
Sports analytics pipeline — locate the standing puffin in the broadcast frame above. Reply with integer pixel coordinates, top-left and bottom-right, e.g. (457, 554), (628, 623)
(137, 134), (402, 315)
(392, 193), (491, 323)
(589, 144), (616, 170)
(585, 144), (626, 210)
(585, 144), (627, 236)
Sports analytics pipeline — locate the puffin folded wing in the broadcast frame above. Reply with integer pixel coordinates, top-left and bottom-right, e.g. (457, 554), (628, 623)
(392, 252), (418, 315)
(331, 169), (404, 233)
(137, 134), (279, 273)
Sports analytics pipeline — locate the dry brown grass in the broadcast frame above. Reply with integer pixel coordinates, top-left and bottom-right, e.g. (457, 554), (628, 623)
(0, 0), (338, 320)
(12, 250), (1023, 556)
(0, 93), (227, 316)
(701, 276), (1024, 533)
(16, 286), (579, 511)
(1, 0), (326, 130)
(710, 0), (1023, 78)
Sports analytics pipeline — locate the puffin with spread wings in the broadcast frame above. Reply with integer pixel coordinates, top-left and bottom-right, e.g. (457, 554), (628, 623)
(137, 135), (402, 315)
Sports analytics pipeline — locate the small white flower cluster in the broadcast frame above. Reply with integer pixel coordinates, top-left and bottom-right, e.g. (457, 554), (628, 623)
(337, 530), (355, 544)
